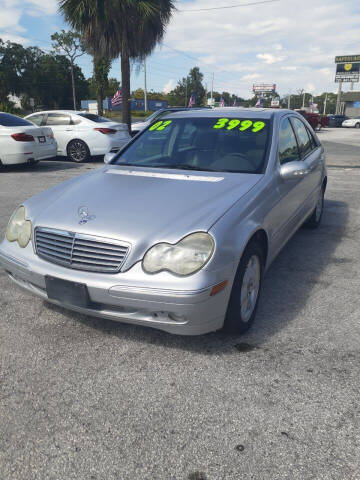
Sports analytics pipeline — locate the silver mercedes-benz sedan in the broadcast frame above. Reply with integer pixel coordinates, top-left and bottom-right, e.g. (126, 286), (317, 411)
(0, 108), (326, 335)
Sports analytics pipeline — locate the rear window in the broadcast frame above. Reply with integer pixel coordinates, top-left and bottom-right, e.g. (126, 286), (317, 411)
(77, 113), (111, 123)
(0, 113), (33, 127)
(113, 116), (271, 174)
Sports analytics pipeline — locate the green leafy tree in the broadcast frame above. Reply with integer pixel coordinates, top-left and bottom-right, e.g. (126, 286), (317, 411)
(168, 66), (206, 107)
(93, 56), (111, 115)
(59, 0), (175, 131)
(51, 30), (86, 109)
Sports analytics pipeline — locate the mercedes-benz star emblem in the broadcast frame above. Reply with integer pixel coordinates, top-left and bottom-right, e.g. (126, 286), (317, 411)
(78, 206), (96, 225)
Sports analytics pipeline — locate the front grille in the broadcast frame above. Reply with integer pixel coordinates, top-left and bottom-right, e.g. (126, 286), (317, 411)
(34, 227), (130, 273)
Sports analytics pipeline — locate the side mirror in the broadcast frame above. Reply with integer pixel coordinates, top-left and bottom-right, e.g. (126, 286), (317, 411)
(280, 161), (309, 181)
(104, 151), (116, 164)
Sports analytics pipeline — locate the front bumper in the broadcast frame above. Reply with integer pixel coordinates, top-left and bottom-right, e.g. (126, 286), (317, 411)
(0, 240), (230, 335)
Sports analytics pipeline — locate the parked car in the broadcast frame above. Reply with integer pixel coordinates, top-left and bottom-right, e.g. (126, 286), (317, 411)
(342, 116), (360, 128)
(0, 108), (326, 335)
(25, 111), (131, 162)
(0, 112), (57, 167)
(327, 114), (349, 127)
(131, 107), (210, 136)
(295, 110), (329, 130)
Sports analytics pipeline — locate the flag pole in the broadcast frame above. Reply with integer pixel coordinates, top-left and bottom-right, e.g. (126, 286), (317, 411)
(144, 58), (148, 112)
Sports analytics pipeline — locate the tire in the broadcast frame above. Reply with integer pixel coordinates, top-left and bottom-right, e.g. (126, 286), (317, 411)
(67, 139), (90, 163)
(304, 185), (325, 229)
(223, 241), (264, 334)
(28, 160), (39, 167)
(355, 123), (360, 129)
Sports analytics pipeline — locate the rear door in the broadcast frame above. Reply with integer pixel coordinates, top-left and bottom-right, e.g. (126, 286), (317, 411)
(44, 113), (73, 154)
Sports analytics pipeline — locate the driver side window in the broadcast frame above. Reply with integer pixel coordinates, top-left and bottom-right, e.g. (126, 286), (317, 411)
(278, 118), (301, 165)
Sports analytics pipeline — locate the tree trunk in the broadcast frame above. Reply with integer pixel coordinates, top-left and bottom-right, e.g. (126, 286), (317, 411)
(121, 34), (131, 132)
(70, 61), (76, 110)
(97, 90), (103, 116)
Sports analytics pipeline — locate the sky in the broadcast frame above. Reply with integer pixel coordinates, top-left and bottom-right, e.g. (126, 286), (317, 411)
(1, 0), (360, 99)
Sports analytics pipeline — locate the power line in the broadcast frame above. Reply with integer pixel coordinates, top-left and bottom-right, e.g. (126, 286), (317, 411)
(179, 0), (280, 12)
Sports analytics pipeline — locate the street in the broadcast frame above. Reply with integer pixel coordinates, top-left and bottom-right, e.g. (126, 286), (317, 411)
(0, 128), (359, 480)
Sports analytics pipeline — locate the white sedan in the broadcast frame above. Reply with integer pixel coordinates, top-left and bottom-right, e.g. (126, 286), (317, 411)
(342, 116), (360, 128)
(0, 112), (57, 166)
(25, 110), (131, 162)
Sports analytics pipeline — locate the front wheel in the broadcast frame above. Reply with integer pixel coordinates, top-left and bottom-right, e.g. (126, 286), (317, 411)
(223, 241), (264, 334)
(67, 139), (90, 163)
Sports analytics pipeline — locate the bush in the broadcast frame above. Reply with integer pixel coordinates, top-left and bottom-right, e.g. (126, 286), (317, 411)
(0, 99), (22, 114)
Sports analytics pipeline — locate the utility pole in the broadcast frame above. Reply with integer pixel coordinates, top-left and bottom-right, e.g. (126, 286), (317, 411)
(185, 78), (188, 107)
(287, 94), (291, 109)
(335, 81), (342, 114)
(302, 91), (306, 108)
(323, 92), (328, 115)
(144, 58), (148, 112)
(211, 72), (214, 106)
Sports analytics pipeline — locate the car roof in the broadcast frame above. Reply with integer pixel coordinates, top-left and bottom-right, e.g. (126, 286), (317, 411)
(27, 110), (84, 116)
(160, 107), (288, 120)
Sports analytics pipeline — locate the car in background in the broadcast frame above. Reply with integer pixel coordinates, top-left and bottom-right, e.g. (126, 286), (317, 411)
(0, 108), (327, 335)
(295, 110), (329, 131)
(327, 114), (349, 127)
(131, 107), (210, 136)
(341, 116), (360, 128)
(25, 111), (131, 162)
(0, 112), (57, 167)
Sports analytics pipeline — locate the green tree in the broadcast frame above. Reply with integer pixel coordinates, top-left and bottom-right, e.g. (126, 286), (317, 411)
(168, 66), (206, 107)
(59, 0), (175, 131)
(93, 56), (111, 115)
(51, 30), (85, 109)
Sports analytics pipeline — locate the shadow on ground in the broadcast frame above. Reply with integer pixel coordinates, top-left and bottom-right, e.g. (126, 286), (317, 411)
(45, 198), (349, 355)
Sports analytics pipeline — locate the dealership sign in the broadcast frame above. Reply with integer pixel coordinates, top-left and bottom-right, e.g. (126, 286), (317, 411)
(335, 55), (360, 82)
(253, 84), (276, 94)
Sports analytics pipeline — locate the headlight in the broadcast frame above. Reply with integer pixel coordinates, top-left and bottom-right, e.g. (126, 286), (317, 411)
(6, 206), (32, 248)
(143, 232), (214, 276)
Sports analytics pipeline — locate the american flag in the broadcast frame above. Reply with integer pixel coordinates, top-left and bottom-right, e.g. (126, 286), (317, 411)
(188, 91), (195, 108)
(219, 96), (225, 107)
(255, 97), (264, 108)
(111, 89), (122, 107)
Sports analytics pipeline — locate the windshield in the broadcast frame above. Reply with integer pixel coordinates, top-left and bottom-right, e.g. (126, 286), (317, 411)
(113, 116), (271, 173)
(0, 113), (33, 127)
(143, 110), (166, 123)
(78, 113), (111, 123)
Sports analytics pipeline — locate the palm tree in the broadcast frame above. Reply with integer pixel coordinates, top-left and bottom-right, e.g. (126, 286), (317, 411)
(59, 0), (175, 130)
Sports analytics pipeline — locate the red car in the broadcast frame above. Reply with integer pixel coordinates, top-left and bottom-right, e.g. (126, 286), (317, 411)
(295, 110), (329, 131)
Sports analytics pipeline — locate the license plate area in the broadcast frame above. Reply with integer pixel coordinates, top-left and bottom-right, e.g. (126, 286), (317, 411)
(38, 136), (46, 143)
(45, 276), (90, 308)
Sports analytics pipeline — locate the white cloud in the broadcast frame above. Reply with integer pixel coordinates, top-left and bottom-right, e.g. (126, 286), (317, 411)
(160, 0), (360, 97)
(257, 53), (285, 64)
(163, 79), (175, 93)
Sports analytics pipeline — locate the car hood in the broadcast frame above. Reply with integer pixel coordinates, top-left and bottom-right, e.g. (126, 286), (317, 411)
(28, 165), (262, 265)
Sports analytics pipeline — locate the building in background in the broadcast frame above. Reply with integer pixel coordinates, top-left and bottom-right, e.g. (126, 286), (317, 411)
(342, 91), (360, 117)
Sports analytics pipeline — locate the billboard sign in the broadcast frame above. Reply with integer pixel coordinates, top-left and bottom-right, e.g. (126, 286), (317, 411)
(253, 83), (276, 94)
(335, 55), (360, 63)
(271, 98), (280, 107)
(335, 62), (360, 82)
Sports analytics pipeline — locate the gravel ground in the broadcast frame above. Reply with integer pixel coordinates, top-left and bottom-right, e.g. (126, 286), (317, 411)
(0, 128), (359, 480)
